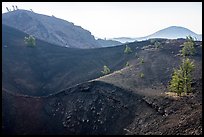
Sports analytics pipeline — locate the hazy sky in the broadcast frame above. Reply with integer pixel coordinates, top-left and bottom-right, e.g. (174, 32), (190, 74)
(2, 2), (202, 39)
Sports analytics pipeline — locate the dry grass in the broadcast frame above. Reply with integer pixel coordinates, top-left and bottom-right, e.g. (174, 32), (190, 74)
(165, 91), (193, 98)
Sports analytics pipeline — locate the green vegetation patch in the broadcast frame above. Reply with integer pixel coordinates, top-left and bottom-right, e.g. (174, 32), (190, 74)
(169, 58), (194, 96)
(124, 45), (132, 54)
(180, 36), (195, 57)
(24, 35), (36, 47)
(101, 65), (111, 75)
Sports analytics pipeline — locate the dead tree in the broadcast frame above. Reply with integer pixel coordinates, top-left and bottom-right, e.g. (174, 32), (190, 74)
(12, 5), (15, 11)
(6, 7), (9, 12)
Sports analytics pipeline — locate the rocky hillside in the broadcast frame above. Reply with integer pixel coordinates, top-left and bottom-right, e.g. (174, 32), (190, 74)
(2, 9), (100, 48)
(94, 38), (202, 135)
(2, 79), (202, 135)
(2, 81), (144, 135)
(97, 38), (202, 96)
(2, 24), (135, 96)
(2, 22), (202, 135)
(2, 24), (202, 97)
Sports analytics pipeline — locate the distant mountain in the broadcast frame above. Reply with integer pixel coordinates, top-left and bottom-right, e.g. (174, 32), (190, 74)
(109, 37), (136, 43)
(2, 9), (100, 49)
(96, 38), (122, 47)
(136, 26), (202, 41)
(111, 26), (202, 43)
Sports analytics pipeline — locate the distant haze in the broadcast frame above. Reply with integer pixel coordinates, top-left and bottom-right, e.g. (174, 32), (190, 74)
(2, 2), (202, 39)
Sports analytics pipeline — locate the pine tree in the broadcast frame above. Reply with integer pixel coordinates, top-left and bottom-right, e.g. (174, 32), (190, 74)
(139, 58), (144, 64)
(126, 62), (130, 67)
(140, 72), (144, 78)
(124, 45), (132, 54)
(180, 58), (195, 93)
(101, 65), (111, 75)
(169, 69), (183, 96)
(154, 41), (161, 49)
(169, 58), (194, 96)
(186, 35), (194, 43)
(180, 36), (195, 57)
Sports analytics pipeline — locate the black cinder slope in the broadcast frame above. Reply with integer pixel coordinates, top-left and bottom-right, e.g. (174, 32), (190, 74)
(3, 79), (202, 135)
(98, 38), (202, 96)
(2, 81), (144, 135)
(2, 24), (138, 96)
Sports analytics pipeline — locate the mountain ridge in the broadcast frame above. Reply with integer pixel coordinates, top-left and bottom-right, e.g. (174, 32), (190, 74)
(110, 26), (202, 43)
(2, 9), (100, 48)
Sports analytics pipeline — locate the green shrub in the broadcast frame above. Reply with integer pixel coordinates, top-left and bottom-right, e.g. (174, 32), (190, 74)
(186, 35), (195, 43)
(126, 62), (130, 67)
(24, 35), (36, 47)
(140, 58), (144, 64)
(124, 45), (132, 54)
(180, 36), (195, 57)
(140, 72), (144, 78)
(101, 65), (111, 75)
(154, 41), (161, 49)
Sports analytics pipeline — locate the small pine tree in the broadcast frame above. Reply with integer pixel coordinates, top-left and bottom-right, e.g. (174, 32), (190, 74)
(140, 72), (144, 78)
(180, 58), (195, 93)
(154, 41), (161, 49)
(169, 69), (183, 96)
(140, 58), (144, 64)
(101, 65), (111, 75)
(124, 45), (132, 54)
(180, 36), (195, 57)
(126, 62), (130, 67)
(24, 35), (36, 47)
(186, 35), (194, 43)
(169, 58), (194, 96)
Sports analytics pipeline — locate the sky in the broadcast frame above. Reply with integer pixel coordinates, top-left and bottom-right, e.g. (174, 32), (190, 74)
(2, 2), (202, 39)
